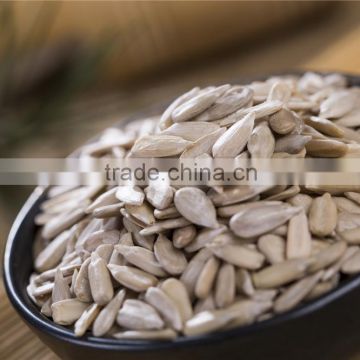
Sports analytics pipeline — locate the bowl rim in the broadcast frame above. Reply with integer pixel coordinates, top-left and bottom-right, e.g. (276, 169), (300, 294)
(4, 71), (360, 351)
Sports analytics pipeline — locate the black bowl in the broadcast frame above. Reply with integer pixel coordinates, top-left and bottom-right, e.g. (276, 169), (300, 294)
(4, 73), (360, 360)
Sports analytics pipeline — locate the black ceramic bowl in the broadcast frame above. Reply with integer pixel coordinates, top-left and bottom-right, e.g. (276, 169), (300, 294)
(4, 73), (360, 360)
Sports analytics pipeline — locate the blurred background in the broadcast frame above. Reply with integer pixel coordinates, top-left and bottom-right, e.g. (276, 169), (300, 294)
(1, 1), (360, 359)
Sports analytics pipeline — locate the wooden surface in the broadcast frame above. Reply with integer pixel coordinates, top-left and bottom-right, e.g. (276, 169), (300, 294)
(1, 3), (360, 360)
(0, 281), (58, 360)
(8, 1), (327, 83)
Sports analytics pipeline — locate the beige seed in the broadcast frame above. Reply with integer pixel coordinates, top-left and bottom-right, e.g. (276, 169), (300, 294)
(230, 204), (302, 238)
(225, 300), (273, 328)
(108, 265), (158, 292)
(265, 186), (300, 202)
(252, 258), (310, 289)
(95, 244), (114, 263)
(35, 213), (57, 226)
(32, 282), (55, 298)
(212, 112), (255, 158)
(42, 186), (85, 210)
(180, 128), (226, 158)
(336, 125), (360, 143)
(337, 211), (360, 233)
(154, 206), (180, 220)
(93, 289), (126, 337)
(306, 274), (340, 300)
(82, 229), (120, 253)
(116, 186), (144, 206)
(269, 108), (297, 135)
(173, 225), (197, 248)
(271, 224), (288, 237)
(115, 245), (166, 277)
(302, 124), (327, 140)
(123, 218), (154, 250)
(75, 218), (103, 250)
(194, 294), (216, 314)
(310, 239), (330, 255)
(35, 230), (70, 272)
(339, 227), (360, 244)
(74, 258), (93, 303)
(131, 134), (191, 157)
(274, 271), (323, 313)
(52, 269), (71, 303)
(159, 87), (200, 130)
(267, 81), (292, 102)
(341, 249), (360, 274)
(74, 303), (100, 337)
(272, 148), (306, 158)
(41, 298), (52, 317)
(335, 108), (360, 128)
(320, 90), (356, 119)
(309, 193), (337, 237)
(195, 86), (253, 121)
(248, 122), (275, 158)
(306, 116), (345, 138)
(215, 263), (236, 308)
(274, 134), (311, 154)
(287, 193), (313, 213)
(117, 299), (164, 330)
(51, 299), (89, 325)
(145, 183), (174, 210)
(183, 310), (232, 336)
(217, 200), (282, 218)
(41, 207), (85, 241)
(215, 100), (282, 127)
(145, 287), (183, 331)
(287, 212), (312, 259)
(35, 263), (80, 285)
(258, 234), (285, 264)
(161, 278), (193, 322)
(27, 278), (48, 306)
(139, 217), (191, 236)
(333, 197), (360, 214)
(154, 234), (187, 275)
(208, 242), (265, 270)
(185, 226), (227, 252)
(235, 269), (255, 296)
(209, 185), (271, 206)
(345, 192), (360, 206)
(125, 203), (155, 226)
(86, 187), (118, 214)
(108, 247), (126, 267)
(172, 85), (230, 123)
(322, 246), (359, 281)
(161, 121), (220, 141)
(88, 253), (114, 306)
(180, 248), (212, 297)
(174, 187), (218, 228)
(305, 139), (348, 158)
(251, 289), (278, 302)
(262, 185), (287, 197)
(93, 203), (124, 218)
(195, 257), (220, 299)
(308, 241), (347, 273)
